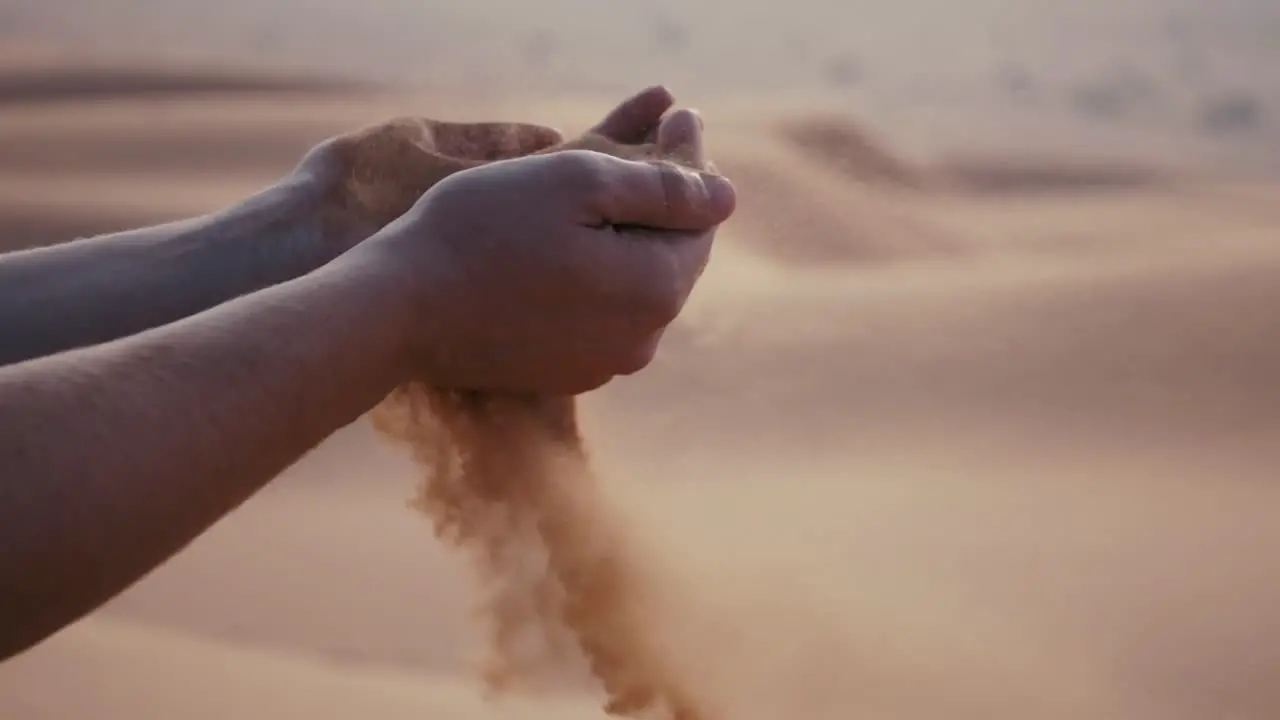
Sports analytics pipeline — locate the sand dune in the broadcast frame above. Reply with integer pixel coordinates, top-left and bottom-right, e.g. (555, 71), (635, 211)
(0, 63), (368, 105)
(714, 143), (964, 264)
(935, 153), (1171, 195)
(1, 52), (1280, 720)
(0, 616), (602, 720)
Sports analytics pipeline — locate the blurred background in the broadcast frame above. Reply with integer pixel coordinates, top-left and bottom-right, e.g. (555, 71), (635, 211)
(1, 1), (1279, 718)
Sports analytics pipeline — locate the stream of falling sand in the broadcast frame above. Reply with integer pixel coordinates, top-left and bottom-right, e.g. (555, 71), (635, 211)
(349, 119), (716, 720)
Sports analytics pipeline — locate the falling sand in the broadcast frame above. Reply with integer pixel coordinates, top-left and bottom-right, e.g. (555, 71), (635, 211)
(336, 114), (716, 720)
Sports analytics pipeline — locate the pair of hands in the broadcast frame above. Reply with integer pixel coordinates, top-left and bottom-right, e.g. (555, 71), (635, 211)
(295, 86), (736, 395)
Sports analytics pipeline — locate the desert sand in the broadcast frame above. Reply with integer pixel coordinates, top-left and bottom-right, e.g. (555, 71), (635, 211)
(2, 3), (1280, 718)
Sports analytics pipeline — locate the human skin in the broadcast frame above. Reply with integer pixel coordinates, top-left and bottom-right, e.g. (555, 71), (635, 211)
(0, 86), (680, 368)
(0, 88), (735, 661)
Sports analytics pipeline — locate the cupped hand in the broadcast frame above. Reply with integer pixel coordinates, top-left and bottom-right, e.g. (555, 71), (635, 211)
(369, 106), (736, 396)
(291, 85), (684, 245)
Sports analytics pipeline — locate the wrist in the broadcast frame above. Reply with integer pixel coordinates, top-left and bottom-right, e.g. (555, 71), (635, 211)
(281, 169), (380, 257)
(203, 173), (371, 280)
(274, 172), (372, 257)
(348, 217), (459, 387)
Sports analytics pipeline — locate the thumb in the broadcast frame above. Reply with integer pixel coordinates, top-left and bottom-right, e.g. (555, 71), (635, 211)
(591, 85), (676, 143)
(583, 155), (736, 231)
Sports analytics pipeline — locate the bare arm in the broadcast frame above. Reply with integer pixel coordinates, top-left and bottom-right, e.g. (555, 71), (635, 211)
(0, 97), (733, 663)
(0, 241), (415, 661)
(0, 176), (365, 367)
(0, 83), (681, 370)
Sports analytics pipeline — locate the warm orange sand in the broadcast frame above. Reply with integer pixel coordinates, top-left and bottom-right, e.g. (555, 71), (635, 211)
(1, 10), (1279, 717)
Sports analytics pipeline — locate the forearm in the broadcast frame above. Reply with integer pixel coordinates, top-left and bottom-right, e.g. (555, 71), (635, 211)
(0, 242), (414, 660)
(0, 176), (363, 367)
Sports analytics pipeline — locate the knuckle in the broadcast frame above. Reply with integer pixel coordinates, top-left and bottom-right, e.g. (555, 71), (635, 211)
(657, 163), (703, 218)
(553, 150), (614, 197)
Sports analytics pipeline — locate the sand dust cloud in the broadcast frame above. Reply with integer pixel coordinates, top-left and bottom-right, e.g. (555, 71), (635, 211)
(371, 385), (715, 720)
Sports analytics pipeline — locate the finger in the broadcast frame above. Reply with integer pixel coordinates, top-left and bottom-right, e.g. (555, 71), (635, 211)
(664, 228), (716, 300)
(614, 331), (664, 377)
(645, 107), (703, 141)
(606, 229), (715, 370)
(656, 108), (705, 168)
(590, 85), (676, 144)
(579, 154), (735, 231)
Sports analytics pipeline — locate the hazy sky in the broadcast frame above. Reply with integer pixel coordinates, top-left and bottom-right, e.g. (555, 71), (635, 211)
(6, 0), (1276, 96)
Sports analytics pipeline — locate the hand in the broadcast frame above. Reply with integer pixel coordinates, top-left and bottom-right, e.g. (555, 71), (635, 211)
(367, 107), (736, 396)
(290, 85), (685, 249)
